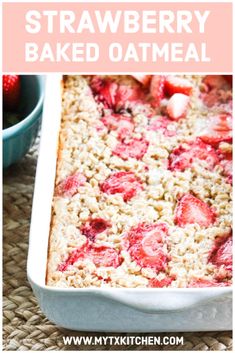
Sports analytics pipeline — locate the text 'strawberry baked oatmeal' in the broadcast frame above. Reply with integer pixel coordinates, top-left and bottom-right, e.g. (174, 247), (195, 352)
(47, 75), (233, 288)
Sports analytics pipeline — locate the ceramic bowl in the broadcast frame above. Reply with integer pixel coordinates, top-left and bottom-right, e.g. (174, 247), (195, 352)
(3, 75), (45, 168)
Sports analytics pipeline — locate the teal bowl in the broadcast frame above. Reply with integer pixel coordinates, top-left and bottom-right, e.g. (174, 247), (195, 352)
(3, 75), (45, 168)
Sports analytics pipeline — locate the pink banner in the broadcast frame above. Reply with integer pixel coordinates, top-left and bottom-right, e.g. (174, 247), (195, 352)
(2, 2), (233, 72)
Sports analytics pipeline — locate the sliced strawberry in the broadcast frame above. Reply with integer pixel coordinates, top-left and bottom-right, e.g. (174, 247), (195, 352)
(150, 75), (166, 107)
(209, 234), (232, 271)
(98, 83), (117, 109)
(202, 89), (232, 107)
(167, 93), (189, 121)
(201, 75), (232, 107)
(202, 75), (230, 90)
(100, 171), (143, 202)
(81, 218), (111, 241)
(112, 137), (149, 160)
(91, 76), (145, 111)
(3, 75), (21, 111)
(201, 90), (220, 108)
(58, 243), (121, 271)
(149, 276), (174, 288)
(148, 115), (176, 137)
(131, 74), (152, 87)
(115, 84), (144, 110)
(223, 75), (233, 87)
(100, 114), (134, 139)
(198, 114), (232, 146)
(126, 222), (169, 272)
(88, 245), (121, 268)
(90, 76), (117, 109)
(165, 76), (193, 96)
(168, 139), (219, 172)
(175, 194), (216, 227)
(58, 243), (87, 272)
(90, 76), (104, 92)
(55, 173), (86, 197)
(188, 278), (230, 288)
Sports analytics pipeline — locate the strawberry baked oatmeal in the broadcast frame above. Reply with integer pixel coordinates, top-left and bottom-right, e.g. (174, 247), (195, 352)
(47, 74), (232, 288)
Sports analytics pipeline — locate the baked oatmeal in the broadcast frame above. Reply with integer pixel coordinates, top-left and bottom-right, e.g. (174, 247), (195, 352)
(47, 74), (232, 288)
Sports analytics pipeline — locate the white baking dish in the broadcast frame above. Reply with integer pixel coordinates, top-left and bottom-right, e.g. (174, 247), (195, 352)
(27, 74), (232, 332)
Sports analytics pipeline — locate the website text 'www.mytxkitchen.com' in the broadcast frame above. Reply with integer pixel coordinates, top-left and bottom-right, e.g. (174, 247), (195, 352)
(62, 335), (184, 347)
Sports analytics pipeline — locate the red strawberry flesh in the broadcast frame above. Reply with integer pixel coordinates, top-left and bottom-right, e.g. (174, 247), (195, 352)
(81, 218), (111, 241)
(112, 138), (149, 160)
(3, 75), (21, 111)
(150, 75), (166, 107)
(126, 222), (169, 272)
(169, 139), (220, 172)
(209, 234), (232, 271)
(167, 93), (189, 121)
(58, 244), (87, 272)
(100, 171), (143, 202)
(202, 75), (230, 90)
(188, 278), (230, 288)
(55, 173), (86, 197)
(100, 114), (134, 139)
(223, 75), (233, 87)
(131, 74), (152, 87)
(148, 115), (176, 137)
(115, 84), (144, 110)
(175, 194), (216, 227)
(198, 114), (232, 146)
(165, 76), (193, 96)
(91, 76), (144, 111)
(149, 276), (174, 288)
(201, 75), (232, 107)
(89, 246), (121, 267)
(58, 243), (121, 271)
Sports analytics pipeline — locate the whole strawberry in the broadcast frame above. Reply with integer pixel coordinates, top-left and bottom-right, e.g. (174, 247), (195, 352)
(3, 75), (21, 111)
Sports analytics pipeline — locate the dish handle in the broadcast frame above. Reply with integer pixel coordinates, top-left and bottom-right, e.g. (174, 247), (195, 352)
(99, 289), (231, 313)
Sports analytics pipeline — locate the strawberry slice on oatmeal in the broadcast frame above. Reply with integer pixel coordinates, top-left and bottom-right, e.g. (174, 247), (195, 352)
(148, 115), (176, 137)
(131, 74), (152, 87)
(209, 233), (232, 272)
(100, 171), (143, 202)
(197, 113), (232, 146)
(89, 245), (121, 268)
(90, 76), (144, 111)
(168, 139), (220, 172)
(165, 76), (193, 96)
(125, 222), (169, 272)
(112, 137), (149, 160)
(81, 218), (111, 241)
(188, 278), (230, 288)
(201, 75), (232, 107)
(167, 93), (190, 120)
(100, 114), (134, 139)
(149, 276), (175, 288)
(58, 243), (121, 272)
(174, 194), (216, 227)
(150, 75), (166, 107)
(55, 173), (86, 197)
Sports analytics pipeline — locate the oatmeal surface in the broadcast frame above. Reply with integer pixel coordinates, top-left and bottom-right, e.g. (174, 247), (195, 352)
(47, 75), (232, 288)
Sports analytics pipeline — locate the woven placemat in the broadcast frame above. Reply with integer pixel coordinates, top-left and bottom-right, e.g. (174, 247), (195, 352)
(3, 138), (233, 351)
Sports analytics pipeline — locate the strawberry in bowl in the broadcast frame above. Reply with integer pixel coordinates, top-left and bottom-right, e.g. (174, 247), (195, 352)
(3, 75), (44, 168)
(3, 75), (21, 111)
